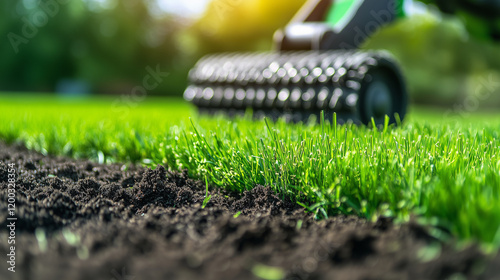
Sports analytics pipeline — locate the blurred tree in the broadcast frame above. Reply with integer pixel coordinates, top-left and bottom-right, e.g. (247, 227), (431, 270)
(0, 0), (187, 95)
(420, 0), (500, 42)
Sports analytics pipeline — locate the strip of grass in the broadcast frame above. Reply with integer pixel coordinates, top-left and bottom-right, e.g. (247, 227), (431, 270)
(1, 94), (500, 249)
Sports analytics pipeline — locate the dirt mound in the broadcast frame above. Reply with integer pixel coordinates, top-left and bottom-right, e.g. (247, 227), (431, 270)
(0, 142), (498, 280)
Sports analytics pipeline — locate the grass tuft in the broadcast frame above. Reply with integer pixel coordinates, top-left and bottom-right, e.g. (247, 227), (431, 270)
(1, 95), (500, 249)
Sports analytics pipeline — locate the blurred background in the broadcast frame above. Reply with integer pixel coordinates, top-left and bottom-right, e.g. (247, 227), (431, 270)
(1, 0), (500, 108)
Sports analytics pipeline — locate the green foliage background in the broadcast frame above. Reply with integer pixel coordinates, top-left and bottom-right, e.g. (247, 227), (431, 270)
(0, 0), (192, 95)
(1, 0), (500, 107)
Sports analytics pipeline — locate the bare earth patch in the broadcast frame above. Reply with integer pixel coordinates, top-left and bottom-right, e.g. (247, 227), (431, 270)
(0, 142), (498, 280)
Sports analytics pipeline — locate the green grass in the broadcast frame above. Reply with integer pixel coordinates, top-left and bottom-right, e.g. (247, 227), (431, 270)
(1, 94), (500, 250)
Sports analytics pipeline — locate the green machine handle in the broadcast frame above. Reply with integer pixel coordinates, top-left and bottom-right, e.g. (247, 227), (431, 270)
(274, 0), (405, 51)
(274, 0), (500, 52)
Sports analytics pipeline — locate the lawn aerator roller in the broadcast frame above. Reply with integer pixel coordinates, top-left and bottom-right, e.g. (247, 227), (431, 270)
(184, 0), (500, 125)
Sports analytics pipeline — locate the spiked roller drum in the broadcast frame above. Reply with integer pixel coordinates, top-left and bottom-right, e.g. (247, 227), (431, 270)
(184, 50), (407, 125)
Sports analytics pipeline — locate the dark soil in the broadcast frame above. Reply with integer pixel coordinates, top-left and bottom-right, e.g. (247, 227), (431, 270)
(0, 142), (499, 280)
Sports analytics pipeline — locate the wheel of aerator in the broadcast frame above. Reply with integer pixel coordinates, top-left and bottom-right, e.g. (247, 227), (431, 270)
(357, 59), (407, 126)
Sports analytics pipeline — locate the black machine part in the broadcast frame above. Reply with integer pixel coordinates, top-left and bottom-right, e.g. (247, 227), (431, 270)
(185, 50), (407, 125)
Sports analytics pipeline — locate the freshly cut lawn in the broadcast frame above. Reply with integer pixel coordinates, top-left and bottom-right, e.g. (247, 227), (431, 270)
(1, 94), (500, 249)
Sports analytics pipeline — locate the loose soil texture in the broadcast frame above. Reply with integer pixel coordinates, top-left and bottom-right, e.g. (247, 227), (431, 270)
(0, 142), (499, 280)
